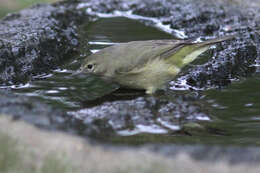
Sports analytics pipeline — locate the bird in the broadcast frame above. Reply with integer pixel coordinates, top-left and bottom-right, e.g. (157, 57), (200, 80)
(79, 36), (234, 94)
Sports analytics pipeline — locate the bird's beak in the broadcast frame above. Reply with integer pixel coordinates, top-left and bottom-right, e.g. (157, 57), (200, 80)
(71, 68), (86, 77)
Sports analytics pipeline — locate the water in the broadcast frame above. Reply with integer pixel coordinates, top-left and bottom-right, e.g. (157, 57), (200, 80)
(5, 16), (260, 146)
(202, 76), (260, 145)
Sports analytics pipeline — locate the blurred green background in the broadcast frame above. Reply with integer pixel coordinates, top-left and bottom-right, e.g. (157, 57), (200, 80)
(0, 0), (59, 18)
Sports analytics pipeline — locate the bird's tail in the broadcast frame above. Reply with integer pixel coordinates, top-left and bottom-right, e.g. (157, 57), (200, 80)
(187, 35), (235, 47)
(167, 35), (235, 68)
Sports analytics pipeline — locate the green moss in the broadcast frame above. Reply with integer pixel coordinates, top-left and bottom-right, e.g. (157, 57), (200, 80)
(0, 0), (58, 18)
(111, 162), (168, 173)
(15, 0), (58, 9)
(0, 8), (12, 18)
(0, 132), (74, 173)
(40, 154), (74, 173)
(0, 132), (21, 172)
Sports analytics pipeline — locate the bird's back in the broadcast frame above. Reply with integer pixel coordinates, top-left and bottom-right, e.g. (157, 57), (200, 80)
(89, 40), (183, 74)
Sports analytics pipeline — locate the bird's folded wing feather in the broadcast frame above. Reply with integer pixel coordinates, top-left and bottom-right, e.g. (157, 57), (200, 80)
(114, 39), (186, 74)
(114, 36), (234, 74)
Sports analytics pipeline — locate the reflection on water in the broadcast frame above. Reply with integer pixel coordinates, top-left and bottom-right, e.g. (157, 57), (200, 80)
(85, 17), (173, 43)
(202, 76), (260, 145)
(3, 17), (260, 145)
(11, 70), (118, 110)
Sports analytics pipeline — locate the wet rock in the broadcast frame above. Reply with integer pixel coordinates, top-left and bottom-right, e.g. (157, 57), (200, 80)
(68, 93), (211, 137)
(0, 89), (68, 130)
(0, 3), (84, 85)
(146, 144), (260, 164)
(181, 39), (258, 88)
(133, 1), (172, 17)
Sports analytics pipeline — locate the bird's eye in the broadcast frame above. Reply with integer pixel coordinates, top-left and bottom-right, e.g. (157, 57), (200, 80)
(87, 64), (94, 71)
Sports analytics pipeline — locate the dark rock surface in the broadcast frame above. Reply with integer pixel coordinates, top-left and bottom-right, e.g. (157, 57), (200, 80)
(68, 92), (210, 137)
(0, 89), (69, 130)
(145, 144), (260, 164)
(0, 3), (83, 85)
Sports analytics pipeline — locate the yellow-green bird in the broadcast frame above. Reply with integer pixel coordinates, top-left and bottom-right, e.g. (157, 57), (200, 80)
(80, 36), (234, 94)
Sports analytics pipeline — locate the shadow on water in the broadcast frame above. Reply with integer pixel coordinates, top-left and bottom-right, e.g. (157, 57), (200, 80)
(7, 17), (260, 146)
(81, 88), (146, 108)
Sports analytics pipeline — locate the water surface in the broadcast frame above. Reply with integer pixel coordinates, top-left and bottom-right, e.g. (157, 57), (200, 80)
(7, 17), (260, 146)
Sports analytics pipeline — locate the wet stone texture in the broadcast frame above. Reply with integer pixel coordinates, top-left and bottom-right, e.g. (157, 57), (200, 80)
(0, 89), (68, 130)
(68, 93), (210, 136)
(0, 3), (83, 85)
(0, 0), (259, 159)
(182, 39), (258, 88)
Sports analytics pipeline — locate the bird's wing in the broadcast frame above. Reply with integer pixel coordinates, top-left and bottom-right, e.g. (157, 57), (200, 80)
(114, 39), (184, 74)
(162, 35), (235, 68)
(114, 36), (234, 74)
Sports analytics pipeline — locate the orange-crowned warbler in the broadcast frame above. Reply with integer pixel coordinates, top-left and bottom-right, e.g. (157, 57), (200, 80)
(80, 36), (234, 94)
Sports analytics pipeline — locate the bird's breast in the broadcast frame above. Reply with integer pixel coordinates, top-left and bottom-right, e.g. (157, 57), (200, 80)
(113, 58), (180, 90)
